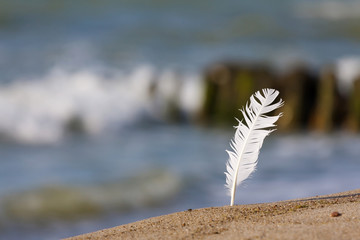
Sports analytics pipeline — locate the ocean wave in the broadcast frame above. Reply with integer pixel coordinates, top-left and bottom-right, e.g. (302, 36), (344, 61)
(295, 1), (360, 20)
(0, 65), (204, 144)
(336, 56), (360, 95)
(0, 169), (182, 223)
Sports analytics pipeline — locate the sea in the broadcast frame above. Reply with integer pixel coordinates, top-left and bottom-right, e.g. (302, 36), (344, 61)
(0, 0), (360, 239)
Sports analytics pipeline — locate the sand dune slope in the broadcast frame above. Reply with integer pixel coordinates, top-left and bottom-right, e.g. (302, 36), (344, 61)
(66, 189), (360, 240)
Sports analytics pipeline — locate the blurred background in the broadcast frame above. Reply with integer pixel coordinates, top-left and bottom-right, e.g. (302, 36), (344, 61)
(0, 0), (360, 239)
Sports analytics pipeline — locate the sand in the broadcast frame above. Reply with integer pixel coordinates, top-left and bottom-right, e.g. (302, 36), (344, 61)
(65, 189), (360, 240)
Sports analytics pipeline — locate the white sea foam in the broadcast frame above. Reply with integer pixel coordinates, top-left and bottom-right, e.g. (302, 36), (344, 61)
(336, 56), (360, 95)
(0, 66), (204, 144)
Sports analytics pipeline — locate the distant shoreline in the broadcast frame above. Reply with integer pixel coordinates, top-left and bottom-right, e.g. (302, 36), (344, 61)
(65, 189), (360, 240)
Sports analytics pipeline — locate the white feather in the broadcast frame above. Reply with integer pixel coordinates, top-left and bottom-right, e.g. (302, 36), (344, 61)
(225, 88), (284, 206)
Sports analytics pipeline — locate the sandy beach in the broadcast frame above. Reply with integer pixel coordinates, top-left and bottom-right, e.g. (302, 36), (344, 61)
(65, 189), (360, 240)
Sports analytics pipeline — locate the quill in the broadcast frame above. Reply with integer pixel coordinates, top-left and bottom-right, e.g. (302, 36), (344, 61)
(225, 88), (283, 206)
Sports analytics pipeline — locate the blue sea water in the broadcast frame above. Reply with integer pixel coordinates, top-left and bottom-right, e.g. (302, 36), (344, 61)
(1, 0), (360, 239)
(0, 127), (359, 239)
(1, 0), (360, 81)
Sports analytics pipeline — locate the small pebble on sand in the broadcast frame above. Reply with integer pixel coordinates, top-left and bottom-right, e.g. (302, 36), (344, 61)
(330, 211), (341, 217)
